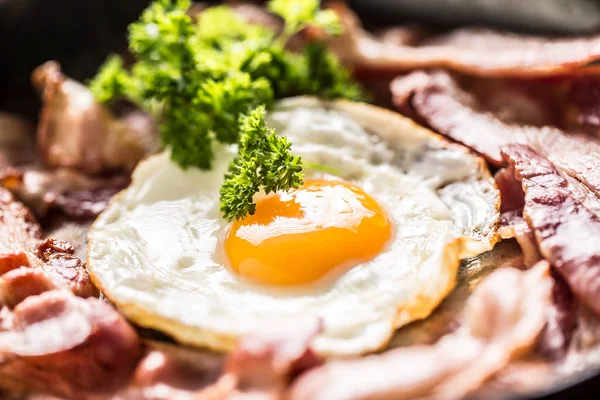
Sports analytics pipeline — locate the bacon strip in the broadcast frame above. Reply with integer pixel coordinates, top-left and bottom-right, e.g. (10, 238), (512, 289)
(32, 61), (158, 176)
(537, 274), (576, 360)
(502, 144), (600, 317)
(1, 167), (128, 219)
(391, 70), (524, 165)
(0, 290), (142, 398)
(0, 188), (97, 303)
(0, 267), (55, 309)
(121, 341), (225, 400)
(200, 319), (323, 399)
(0, 188), (41, 275)
(392, 70), (600, 203)
(289, 263), (552, 400)
(495, 167), (525, 214)
(330, 4), (600, 78)
(28, 238), (98, 298)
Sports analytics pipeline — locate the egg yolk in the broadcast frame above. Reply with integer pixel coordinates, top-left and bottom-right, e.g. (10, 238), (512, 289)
(225, 180), (392, 285)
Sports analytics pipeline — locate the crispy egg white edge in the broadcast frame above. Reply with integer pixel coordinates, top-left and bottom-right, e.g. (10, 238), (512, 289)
(87, 97), (500, 357)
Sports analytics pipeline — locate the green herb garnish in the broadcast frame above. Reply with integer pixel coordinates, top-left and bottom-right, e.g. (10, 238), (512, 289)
(89, 0), (363, 220)
(219, 106), (303, 219)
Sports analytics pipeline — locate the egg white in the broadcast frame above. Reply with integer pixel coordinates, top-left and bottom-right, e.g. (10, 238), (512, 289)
(87, 97), (499, 356)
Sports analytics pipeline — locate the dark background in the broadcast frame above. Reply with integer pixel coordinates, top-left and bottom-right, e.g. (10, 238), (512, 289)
(4, 0), (600, 121)
(1, 0), (600, 398)
(0, 0), (150, 119)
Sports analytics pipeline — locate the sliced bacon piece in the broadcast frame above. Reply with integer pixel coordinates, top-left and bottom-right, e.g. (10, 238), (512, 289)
(392, 70), (600, 203)
(0, 267), (55, 309)
(495, 167), (525, 214)
(502, 144), (600, 317)
(559, 304), (600, 375)
(28, 238), (98, 298)
(0, 186), (97, 300)
(0, 188), (41, 274)
(391, 70), (525, 165)
(45, 221), (91, 262)
(500, 215), (541, 269)
(1, 167), (128, 218)
(115, 341), (225, 400)
(0, 290), (142, 398)
(493, 167), (543, 266)
(537, 274), (576, 360)
(329, 4), (600, 78)
(200, 318), (323, 400)
(391, 73), (562, 129)
(0, 251), (29, 277)
(290, 337), (482, 400)
(289, 263), (552, 400)
(32, 61), (158, 176)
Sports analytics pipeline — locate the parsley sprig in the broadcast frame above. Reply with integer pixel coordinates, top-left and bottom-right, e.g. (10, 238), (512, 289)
(220, 106), (303, 219)
(89, 0), (364, 220)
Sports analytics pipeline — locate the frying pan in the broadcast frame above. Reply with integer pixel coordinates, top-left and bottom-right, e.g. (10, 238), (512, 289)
(1, 0), (600, 398)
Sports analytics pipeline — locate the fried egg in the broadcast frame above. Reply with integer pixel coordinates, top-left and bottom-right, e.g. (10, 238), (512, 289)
(87, 97), (500, 356)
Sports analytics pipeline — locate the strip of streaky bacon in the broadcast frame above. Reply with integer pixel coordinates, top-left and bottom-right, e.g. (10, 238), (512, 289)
(197, 318), (323, 400)
(327, 3), (600, 78)
(45, 221), (91, 263)
(502, 144), (600, 317)
(116, 340), (225, 400)
(32, 61), (158, 176)
(288, 262), (552, 400)
(0, 187), (42, 275)
(391, 70), (600, 203)
(537, 274), (577, 361)
(1, 167), (128, 219)
(0, 290), (142, 398)
(28, 238), (98, 299)
(0, 187), (98, 303)
(493, 167), (542, 268)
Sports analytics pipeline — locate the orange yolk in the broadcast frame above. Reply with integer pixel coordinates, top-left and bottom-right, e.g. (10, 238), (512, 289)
(225, 180), (392, 285)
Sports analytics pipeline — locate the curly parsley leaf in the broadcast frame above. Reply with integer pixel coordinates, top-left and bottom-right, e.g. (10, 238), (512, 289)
(268, 0), (341, 38)
(88, 55), (136, 104)
(220, 106), (303, 220)
(90, 0), (363, 220)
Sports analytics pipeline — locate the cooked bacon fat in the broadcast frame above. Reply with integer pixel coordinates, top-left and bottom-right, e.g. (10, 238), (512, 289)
(289, 263), (552, 400)
(0, 267), (55, 309)
(1, 167), (128, 219)
(29, 238), (98, 298)
(0, 188), (41, 278)
(391, 70), (524, 165)
(392, 70), (600, 202)
(200, 319), (323, 400)
(0, 190), (97, 301)
(122, 342), (225, 399)
(495, 167), (525, 214)
(0, 188), (42, 252)
(329, 4), (600, 78)
(0, 290), (142, 397)
(502, 145), (600, 317)
(537, 274), (577, 361)
(32, 61), (158, 176)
